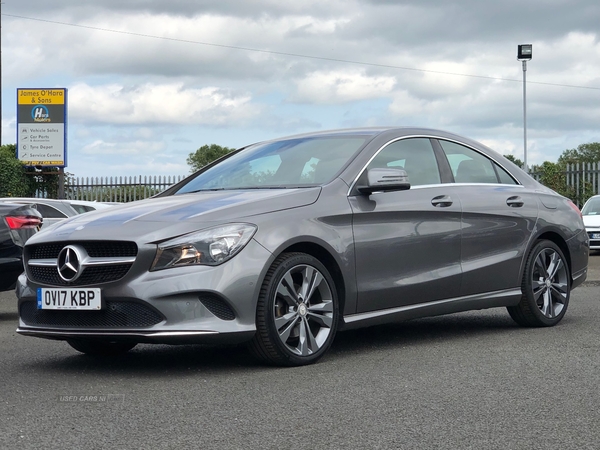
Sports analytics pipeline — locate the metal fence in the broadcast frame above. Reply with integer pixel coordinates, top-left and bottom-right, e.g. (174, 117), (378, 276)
(566, 162), (600, 204)
(530, 163), (600, 207)
(65, 175), (186, 202)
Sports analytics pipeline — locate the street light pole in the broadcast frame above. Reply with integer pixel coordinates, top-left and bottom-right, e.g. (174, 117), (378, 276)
(517, 44), (532, 172)
(522, 59), (527, 171)
(1, 2), (3, 147)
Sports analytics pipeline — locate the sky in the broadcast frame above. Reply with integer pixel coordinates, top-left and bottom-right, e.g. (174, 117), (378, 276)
(2, 0), (600, 179)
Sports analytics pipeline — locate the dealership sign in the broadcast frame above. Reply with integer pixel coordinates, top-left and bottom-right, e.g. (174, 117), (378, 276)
(17, 88), (68, 167)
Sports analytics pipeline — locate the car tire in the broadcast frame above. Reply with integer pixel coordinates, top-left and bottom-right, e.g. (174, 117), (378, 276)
(67, 339), (137, 356)
(250, 252), (339, 366)
(507, 239), (571, 327)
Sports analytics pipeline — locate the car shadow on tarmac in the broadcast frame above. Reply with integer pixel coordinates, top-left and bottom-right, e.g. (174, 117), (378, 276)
(17, 309), (530, 375)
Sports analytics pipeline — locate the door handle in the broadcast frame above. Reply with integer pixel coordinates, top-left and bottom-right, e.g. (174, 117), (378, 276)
(507, 196), (524, 207)
(431, 195), (453, 207)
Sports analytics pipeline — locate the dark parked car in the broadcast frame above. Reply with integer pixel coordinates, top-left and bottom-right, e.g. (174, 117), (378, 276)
(0, 204), (42, 291)
(16, 127), (589, 366)
(0, 198), (79, 228)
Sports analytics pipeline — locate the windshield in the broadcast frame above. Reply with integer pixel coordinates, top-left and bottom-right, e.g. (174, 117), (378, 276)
(174, 136), (367, 194)
(582, 197), (600, 215)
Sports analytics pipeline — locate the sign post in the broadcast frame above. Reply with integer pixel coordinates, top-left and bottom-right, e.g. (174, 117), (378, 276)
(16, 88), (68, 198)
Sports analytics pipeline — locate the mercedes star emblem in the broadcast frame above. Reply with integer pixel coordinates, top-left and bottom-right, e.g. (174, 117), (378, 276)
(57, 245), (84, 282)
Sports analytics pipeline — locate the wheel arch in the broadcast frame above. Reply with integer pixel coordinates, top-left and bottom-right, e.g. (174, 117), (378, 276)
(274, 241), (348, 316)
(527, 231), (572, 279)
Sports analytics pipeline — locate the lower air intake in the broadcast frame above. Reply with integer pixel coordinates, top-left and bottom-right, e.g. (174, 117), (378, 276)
(199, 294), (236, 321)
(20, 300), (164, 328)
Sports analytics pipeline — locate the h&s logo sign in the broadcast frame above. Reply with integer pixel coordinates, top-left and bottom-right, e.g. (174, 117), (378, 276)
(32, 105), (51, 122)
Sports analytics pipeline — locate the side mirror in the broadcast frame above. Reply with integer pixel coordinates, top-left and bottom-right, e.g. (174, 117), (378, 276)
(357, 168), (410, 195)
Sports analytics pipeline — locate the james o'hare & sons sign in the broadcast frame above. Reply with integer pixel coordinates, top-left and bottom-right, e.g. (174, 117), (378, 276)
(17, 88), (68, 167)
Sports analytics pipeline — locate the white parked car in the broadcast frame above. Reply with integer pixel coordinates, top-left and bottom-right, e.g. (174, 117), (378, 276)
(64, 200), (120, 214)
(581, 195), (600, 250)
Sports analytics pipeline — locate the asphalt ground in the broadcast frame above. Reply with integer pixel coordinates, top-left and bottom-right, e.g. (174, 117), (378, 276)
(584, 251), (600, 284)
(1, 256), (599, 449)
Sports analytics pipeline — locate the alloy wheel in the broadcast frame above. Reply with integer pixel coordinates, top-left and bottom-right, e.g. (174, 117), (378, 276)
(272, 263), (334, 356)
(531, 247), (568, 319)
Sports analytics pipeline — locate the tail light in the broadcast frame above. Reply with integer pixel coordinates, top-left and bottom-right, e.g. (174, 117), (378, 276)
(567, 200), (583, 218)
(5, 216), (42, 229)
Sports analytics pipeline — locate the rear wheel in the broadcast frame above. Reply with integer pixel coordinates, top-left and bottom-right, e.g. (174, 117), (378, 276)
(507, 240), (570, 327)
(250, 252), (339, 366)
(67, 339), (137, 356)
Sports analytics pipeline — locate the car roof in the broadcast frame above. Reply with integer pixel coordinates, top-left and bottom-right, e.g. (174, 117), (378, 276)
(252, 127), (464, 142)
(246, 127), (504, 160)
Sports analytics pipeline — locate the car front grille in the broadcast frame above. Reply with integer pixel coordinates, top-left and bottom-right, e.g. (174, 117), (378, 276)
(29, 264), (133, 286)
(29, 241), (137, 259)
(20, 300), (164, 328)
(26, 241), (138, 286)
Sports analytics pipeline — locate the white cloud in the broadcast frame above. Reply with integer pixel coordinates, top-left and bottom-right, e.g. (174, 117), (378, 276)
(68, 83), (257, 125)
(2, 0), (600, 177)
(79, 139), (165, 156)
(293, 70), (396, 104)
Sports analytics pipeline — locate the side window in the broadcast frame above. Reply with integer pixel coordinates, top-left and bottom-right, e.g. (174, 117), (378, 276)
(35, 204), (68, 218)
(70, 204), (92, 214)
(495, 166), (517, 184)
(438, 140), (517, 185)
(368, 138), (440, 186)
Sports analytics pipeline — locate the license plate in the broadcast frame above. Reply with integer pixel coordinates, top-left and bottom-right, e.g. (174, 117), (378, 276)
(591, 233), (600, 239)
(37, 288), (102, 310)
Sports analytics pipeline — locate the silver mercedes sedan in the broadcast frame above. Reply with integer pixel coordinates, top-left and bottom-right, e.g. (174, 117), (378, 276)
(16, 127), (589, 366)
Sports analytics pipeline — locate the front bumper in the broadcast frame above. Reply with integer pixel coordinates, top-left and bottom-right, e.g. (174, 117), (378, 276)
(16, 239), (272, 344)
(15, 327), (255, 345)
(586, 228), (600, 250)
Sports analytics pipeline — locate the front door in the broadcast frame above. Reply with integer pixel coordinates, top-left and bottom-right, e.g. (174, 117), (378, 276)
(350, 138), (462, 313)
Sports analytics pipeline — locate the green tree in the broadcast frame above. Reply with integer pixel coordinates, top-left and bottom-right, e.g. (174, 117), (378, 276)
(531, 161), (568, 196)
(0, 144), (63, 198)
(558, 142), (600, 165)
(503, 154), (524, 168)
(0, 144), (33, 197)
(554, 142), (600, 206)
(187, 144), (235, 172)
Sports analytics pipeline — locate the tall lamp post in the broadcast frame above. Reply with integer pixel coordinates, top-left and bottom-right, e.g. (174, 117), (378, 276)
(1, 2), (3, 146)
(517, 44), (532, 172)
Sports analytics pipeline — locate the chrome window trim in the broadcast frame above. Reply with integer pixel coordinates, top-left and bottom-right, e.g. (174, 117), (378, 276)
(347, 135), (437, 196)
(433, 136), (521, 185)
(447, 182), (526, 188)
(347, 134), (522, 196)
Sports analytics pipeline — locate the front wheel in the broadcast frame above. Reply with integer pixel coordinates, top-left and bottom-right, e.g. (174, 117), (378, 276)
(507, 240), (571, 327)
(250, 252), (339, 366)
(67, 339), (137, 356)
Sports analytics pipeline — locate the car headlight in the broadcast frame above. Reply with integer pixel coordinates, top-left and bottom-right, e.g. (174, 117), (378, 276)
(151, 223), (257, 270)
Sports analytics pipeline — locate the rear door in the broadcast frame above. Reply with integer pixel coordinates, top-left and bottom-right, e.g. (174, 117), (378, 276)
(436, 139), (539, 295)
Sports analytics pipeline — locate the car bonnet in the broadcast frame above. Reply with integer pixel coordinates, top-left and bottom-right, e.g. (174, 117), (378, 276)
(27, 188), (321, 243)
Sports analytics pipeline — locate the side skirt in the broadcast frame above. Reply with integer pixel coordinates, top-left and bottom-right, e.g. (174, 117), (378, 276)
(341, 288), (522, 330)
